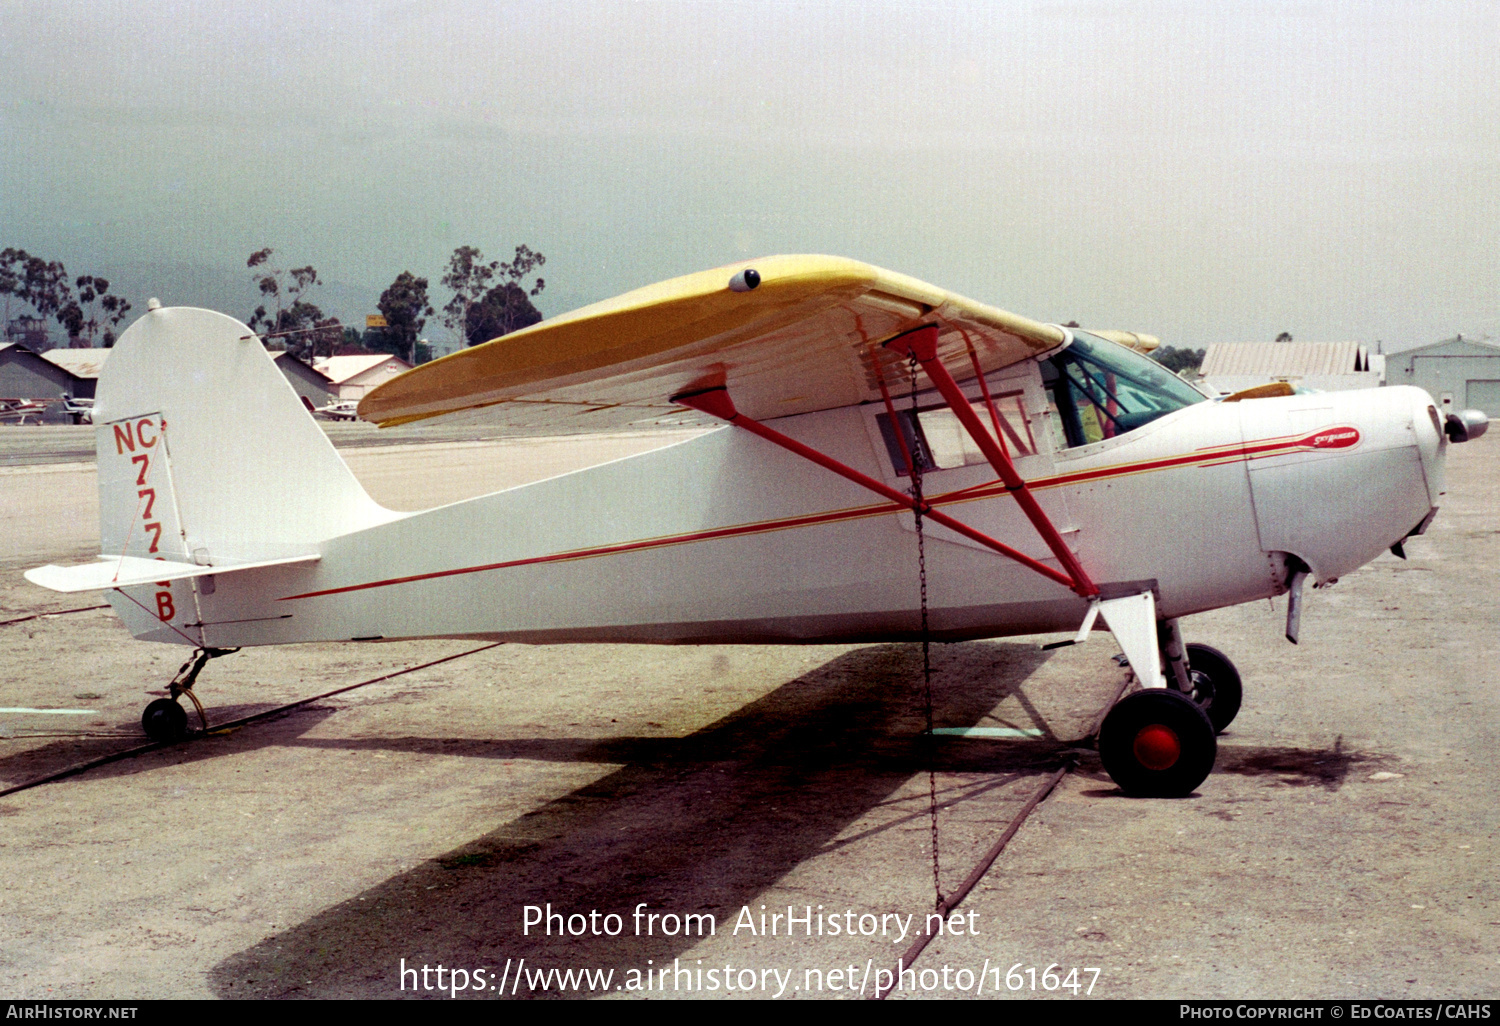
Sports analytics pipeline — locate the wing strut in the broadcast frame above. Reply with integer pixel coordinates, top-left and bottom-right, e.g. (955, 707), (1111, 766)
(671, 385), (1082, 593)
(884, 325), (1099, 599)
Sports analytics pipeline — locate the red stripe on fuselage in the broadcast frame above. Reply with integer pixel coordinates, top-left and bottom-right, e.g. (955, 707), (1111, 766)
(278, 426), (1356, 602)
(279, 499), (910, 601)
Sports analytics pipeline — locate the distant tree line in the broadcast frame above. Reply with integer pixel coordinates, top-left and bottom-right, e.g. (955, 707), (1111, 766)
(1150, 345), (1206, 375)
(243, 248), (348, 361)
(0, 248), (132, 349)
(440, 244), (545, 348)
(0, 241), (548, 364)
(243, 243), (546, 367)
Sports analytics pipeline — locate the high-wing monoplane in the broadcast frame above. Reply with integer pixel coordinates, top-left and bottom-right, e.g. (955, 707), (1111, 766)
(25, 256), (1487, 796)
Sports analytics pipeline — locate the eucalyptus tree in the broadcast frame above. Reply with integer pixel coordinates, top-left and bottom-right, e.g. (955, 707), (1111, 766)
(440, 245), (498, 351)
(247, 248), (327, 348)
(377, 271), (434, 365)
(459, 244), (547, 346)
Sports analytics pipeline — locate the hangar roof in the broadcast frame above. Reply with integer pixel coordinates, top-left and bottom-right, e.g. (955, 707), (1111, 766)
(314, 354), (411, 385)
(41, 348), (110, 379)
(1201, 341), (1370, 378)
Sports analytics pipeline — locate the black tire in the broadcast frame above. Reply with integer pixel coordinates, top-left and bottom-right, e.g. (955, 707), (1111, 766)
(1098, 689), (1216, 797)
(142, 698), (188, 743)
(1184, 642), (1242, 734)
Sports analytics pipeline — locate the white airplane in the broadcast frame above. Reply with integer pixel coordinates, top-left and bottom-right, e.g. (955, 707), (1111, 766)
(24, 257), (1488, 797)
(311, 399), (361, 421)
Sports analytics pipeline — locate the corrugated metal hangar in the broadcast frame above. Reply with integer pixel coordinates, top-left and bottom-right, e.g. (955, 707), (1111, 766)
(0, 344), (85, 423)
(38, 349), (108, 399)
(269, 352), (336, 406)
(1386, 336), (1500, 416)
(1198, 341), (1384, 396)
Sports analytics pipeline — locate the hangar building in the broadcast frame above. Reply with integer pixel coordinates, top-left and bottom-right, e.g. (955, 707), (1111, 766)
(40, 349), (109, 399)
(1, 344), (86, 423)
(313, 354), (412, 400)
(1199, 341), (1384, 396)
(1385, 336), (1500, 416)
(269, 352), (336, 407)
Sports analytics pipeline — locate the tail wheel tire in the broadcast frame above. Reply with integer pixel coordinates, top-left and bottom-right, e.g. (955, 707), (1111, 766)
(142, 698), (188, 744)
(1184, 642), (1242, 735)
(1099, 688), (1216, 798)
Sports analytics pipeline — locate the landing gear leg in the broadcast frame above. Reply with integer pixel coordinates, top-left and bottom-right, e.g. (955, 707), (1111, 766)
(1095, 598), (1216, 796)
(1158, 620), (1242, 735)
(140, 647), (239, 743)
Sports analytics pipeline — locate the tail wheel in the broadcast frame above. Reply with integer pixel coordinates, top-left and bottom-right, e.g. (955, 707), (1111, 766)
(1184, 642), (1242, 735)
(142, 698), (188, 744)
(1099, 689), (1216, 797)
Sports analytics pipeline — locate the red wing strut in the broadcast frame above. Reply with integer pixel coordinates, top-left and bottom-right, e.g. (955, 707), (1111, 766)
(884, 325), (1098, 598)
(671, 384), (1085, 594)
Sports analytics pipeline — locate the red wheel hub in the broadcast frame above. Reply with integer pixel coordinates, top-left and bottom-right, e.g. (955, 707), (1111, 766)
(1132, 724), (1181, 771)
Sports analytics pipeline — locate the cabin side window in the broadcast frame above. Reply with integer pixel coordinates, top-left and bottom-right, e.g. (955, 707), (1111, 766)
(1041, 331), (1207, 449)
(876, 391), (1037, 477)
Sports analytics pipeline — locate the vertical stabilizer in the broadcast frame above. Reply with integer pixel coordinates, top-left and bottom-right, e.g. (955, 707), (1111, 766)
(94, 307), (402, 642)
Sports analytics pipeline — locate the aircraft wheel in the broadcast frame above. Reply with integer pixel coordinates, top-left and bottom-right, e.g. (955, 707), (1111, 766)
(142, 698), (188, 744)
(1098, 689), (1216, 798)
(1184, 642), (1242, 734)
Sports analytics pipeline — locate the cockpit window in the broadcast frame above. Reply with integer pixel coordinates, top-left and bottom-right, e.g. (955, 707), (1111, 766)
(877, 393), (1037, 477)
(1042, 330), (1207, 448)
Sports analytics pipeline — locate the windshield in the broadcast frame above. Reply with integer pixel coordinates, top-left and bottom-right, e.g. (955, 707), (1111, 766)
(1041, 330), (1207, 448)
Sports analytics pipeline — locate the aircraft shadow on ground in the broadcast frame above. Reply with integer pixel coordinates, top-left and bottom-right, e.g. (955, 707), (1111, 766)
(207, 641), (1069, 999)
(0, 703), (340, 787)
(1212, 735), (1385, 790)
(1073, 734), (1381, 795)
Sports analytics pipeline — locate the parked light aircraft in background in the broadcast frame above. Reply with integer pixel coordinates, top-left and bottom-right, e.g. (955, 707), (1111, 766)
(0, 398), (52, 425)
(312, 399), (360, 421)
(25, 257), (1489, 796)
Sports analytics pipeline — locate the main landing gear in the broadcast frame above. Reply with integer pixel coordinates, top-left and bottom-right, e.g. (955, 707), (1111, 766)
(1099, 689), (1216, 798)
(140, 647), (238, 744)
(1097, 623), (1243, 798)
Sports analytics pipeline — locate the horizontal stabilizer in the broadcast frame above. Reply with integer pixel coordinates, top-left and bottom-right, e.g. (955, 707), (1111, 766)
(24, 554), (319, 594)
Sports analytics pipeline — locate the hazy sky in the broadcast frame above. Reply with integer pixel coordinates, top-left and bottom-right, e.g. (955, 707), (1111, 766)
(2, 0), (1495, 348)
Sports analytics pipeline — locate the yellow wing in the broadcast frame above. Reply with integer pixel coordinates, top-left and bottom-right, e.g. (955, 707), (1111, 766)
(358, 254), (1068, 430)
